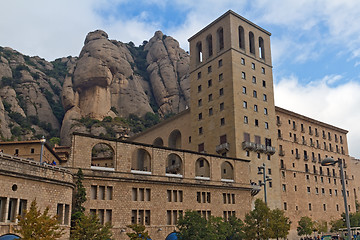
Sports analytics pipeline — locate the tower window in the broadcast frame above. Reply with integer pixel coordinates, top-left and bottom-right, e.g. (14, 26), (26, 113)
(249, 32), (255, 54)
(239, 26), (245, 49)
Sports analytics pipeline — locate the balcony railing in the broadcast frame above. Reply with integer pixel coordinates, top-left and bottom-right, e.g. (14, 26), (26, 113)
(242, 141), (256, 151)
(255, 143), (266, 153)
(295, 154), (300, 159)
(304, 155), (309, 161)
(266, 146), (276, 155)
(216, 142), (230, 154)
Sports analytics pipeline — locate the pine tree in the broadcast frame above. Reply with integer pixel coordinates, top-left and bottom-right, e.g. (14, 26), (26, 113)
(71, 168), (86, 228)
(15, 199), (64, 240)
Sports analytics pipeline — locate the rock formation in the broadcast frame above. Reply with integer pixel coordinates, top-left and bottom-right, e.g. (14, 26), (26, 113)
(0, 30), (190, 146)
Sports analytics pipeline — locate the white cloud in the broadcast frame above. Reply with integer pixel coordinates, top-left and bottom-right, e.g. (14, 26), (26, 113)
(274, 75), (360, 158)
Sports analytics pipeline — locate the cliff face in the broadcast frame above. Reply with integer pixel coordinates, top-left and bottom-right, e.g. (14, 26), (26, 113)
(0, 30), (190, 145)
(0, 46), (75, 141)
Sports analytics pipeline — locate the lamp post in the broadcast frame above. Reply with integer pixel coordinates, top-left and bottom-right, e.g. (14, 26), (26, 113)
(258, 163), (272, 205)
(321, 157), (351, 239)
(40, 136), (46, 164)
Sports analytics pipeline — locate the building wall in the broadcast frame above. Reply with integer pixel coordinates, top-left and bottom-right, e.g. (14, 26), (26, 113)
(0, 153), (73, 239)
(276, 106), (356, 238)
(69, 133), (253, 239)
(128, 109), (192, 151)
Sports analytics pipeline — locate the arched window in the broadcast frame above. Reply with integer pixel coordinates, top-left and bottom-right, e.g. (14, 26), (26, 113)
(166, 153), (183, 175)
(196, 41), (203, 64)
(206, 34), (213, 58)
(221, 161), (234, 180)
(153, 137), (164, 147)
(91, 143), (114, 169)
(249, 31), (255, 55)
(195, 158), (210, 178)
(259, 37), (265, 59)
(168, 130), (182, 149)
(238, 26), (245, 49)
(217, 27), (224, 51)
(132, 148), (151, 172)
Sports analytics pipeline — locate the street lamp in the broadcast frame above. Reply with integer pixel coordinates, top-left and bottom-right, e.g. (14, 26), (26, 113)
(321, 157), (351, 239)
(258, 163), (272, 205)
(40, 136), (46, 164)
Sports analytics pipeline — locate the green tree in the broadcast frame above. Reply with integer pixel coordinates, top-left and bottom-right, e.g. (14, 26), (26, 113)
(70, 214), (112, 240)
(244, 199), (271, 240)
(177, 211), (208, 240)
(71, 169), (86, 228)
(268, 208), (291, 240)
(330, 219), (345, 232)
(314, 220), (328, 235)
(297, 216), (314, 237)
(126, 224), (151, 240)
(49, 137), (61, 147)
(15, 199), (64, 240)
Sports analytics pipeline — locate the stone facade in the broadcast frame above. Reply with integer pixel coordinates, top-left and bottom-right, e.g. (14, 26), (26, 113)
(69, 133), (254, 239)
(0, 152), (73, 239)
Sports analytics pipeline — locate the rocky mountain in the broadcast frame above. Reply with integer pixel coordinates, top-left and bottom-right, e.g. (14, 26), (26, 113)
(0, 30), (190, 145)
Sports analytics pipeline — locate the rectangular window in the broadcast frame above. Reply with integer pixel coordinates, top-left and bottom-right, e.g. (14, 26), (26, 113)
(57, 204), (64, 224)
(219, 88), (224, 96)
(198, 113), (202, 120)
(264, 108), (268, 115)
(220, 118), (225, 126)
(220, 135), (227, 144)
(262, 80), (266, 87)
(253, 90), (257, 98)
(244, 116), (248, 124)
(254, 104), (258, 112)
(31, 148), (35, 154)
(263, 94), (267, 101)
(198, 85), (202, 93)
(106, 186), (113, 200)
(208, 94), (213, 101)
(198, 127), (203, 135)
(244, 132), (250, 142)
(218, 73), (223, 81)
(208, 79), (212, 87)
(241, 72), (246, 79)
(220, 102), (224, 111)
(252, 76), (256, 83)
(198, 143), (204, 152)
(99, 186), (105, 200)
(208, 66), (212, 73)
(91, 185), (97, 200)
(218, 59), (223, 67)
(265, 122), (269, 129)
(209, 108), (213, 116)
(251, 63), (255, 69)
(132, 188), (137, 201)
(105, 210), (112, 224)
(255, 119), (259, 127)
(243, 101), (247, 108)
(198, 99), (202, 106)
(241, 58), (245, 65)
(242, 86), (246, 94)
(261, 67), (265, 74)
(198, 72), (201, 79)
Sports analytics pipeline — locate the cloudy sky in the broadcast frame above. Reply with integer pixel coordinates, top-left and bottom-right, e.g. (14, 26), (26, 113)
(1, 0), (360, 158)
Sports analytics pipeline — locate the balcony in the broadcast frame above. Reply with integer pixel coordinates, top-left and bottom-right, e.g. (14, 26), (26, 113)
(304, 155), (309, 161)
(266, 146), (276, 155)
(280, 163), (286, 169)
(309, 130), (313, 135)
(255, 143), (266, 153)
(276, 120), (282, 126)
(302, 140), (307, 145)
(278, 133), (283, 139)
(301, 128), (305, 133)
(312, 157), (317, 163)
(216, 142), (230, 154)
(295, 154), (300, 159)
(294, 137), (298, 143)
(242, 141), (256, 151)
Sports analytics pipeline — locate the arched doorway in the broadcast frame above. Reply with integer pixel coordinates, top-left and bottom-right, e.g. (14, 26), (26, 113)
(0, 234), (21, 240)
(195, 158), (210, 178)
(166, 153), (183, 175)
(132, 149), (151, 172)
